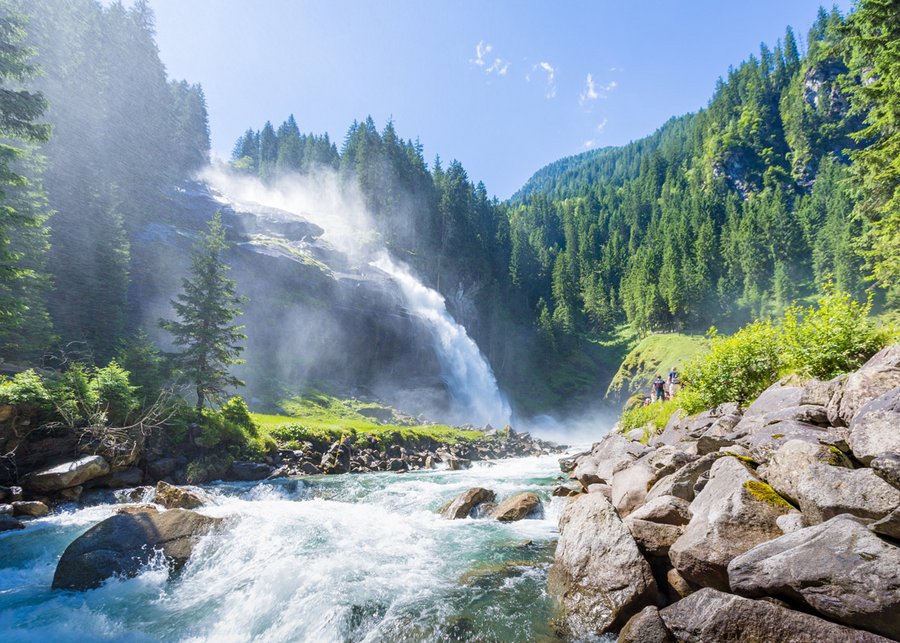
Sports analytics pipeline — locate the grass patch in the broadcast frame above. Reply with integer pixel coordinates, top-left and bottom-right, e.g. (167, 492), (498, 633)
(251, 391), (486, 449)
(606, 332), (705, 403)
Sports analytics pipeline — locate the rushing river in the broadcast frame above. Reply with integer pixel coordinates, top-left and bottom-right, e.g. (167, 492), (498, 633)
(0, 454), (572, 642)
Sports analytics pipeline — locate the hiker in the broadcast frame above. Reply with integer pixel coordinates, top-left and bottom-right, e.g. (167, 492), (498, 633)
(667, 367), (679, 399)
(652, 375), (666, 403)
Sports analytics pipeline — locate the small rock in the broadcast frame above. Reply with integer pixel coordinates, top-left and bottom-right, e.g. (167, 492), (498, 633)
(115, 504), (159, 515)
(617, 606), (673, 643)
(586, 483), (612, 499)
(869, 506), (900, 539)
(155, 481), (206, 510)
(624, 517), (683, 557)
(0, 503), (11, 515)
(665, 568), (695, 600)
(627, 495), (691, 526)
(492, 492), (543, 521)
(12, 501), (49, 517)
(300, 461), (321, 475)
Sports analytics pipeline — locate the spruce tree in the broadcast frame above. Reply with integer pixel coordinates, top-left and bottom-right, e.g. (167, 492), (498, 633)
(160, 212), (247, 413)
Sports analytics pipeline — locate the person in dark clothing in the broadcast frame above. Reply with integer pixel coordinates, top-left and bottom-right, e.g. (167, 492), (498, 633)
(652, 375), (666, 402)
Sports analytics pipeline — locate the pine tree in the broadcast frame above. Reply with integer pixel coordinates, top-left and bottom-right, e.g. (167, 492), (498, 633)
(160, 212), (247, 413)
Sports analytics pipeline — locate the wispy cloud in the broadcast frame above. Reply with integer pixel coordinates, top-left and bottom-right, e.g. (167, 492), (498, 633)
(583, 118), (609, 150)
(580, 73), (599, 106)
(532, 61), (556, 98)
(596, 117), (608, 132)
(470, 40), (510, 76)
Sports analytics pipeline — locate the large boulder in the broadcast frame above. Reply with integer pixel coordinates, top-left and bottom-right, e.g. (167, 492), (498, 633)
(624, 495), (692, 558)
(22, 456), (110, 492)
(728, 514), (900, 640)
(571, 433), (649, 487)
(828, 344), (900, 426)
(659, 588), (891, 643)
(668, 457), (795, 590)
(547, 493), (657, 637)
(729, 383), (804, 437)
(739, 419), (835, 464)
(228, 461), (273, 481)
(442, 487), (495, 519)
(760, 438), (836, 502)
(12, 501), (49, 517)
(848, 386), (900, 465)
(646, 452), (723, 503)
(155, 481), (207, 510)
(52, 509), (221, 591)
(610, 462), (654, 517)
(491, 492), (542, 521)
(794, 463), (899, 524)
(870, 506), (900, 539)
(871, 452), (900, 489)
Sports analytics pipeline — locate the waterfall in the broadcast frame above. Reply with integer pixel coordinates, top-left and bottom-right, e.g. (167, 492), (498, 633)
(373, 254), (512, 428)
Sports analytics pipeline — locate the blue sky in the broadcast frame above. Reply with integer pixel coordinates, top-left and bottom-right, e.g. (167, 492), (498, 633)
(146, 0), (853, 199)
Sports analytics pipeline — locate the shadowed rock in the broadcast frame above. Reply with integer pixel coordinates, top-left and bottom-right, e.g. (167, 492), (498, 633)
(442, 487), (495, 519)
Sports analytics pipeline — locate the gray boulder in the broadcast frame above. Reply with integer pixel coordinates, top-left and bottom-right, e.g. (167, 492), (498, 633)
(740, 419), (834, 464)
(547, 493), (657, 637)
(320, 440), (351, 474)
(728, 514), (900, 639)
(628, 494), (692, 526)
(828, 344), (900, 426)
(617, 606), (673, 643)
(624, 517), (683, 557)
(730, 383), (804, 437)
(646, 452), (723, 503)
(22, 456), (110, 492)
(155, 481), (207, 510)
(442, 487), (495, 519)
(491, 492), (542, 521)
(668, 457), (796, 590)
(760, 438), (835, 502)
(572, 433), (649, 486)
(611, 462), (654, 517)
(228, 461), (273, 481)
(52, 509), (221, 591)
(659, 588), (891, 643)
(871, 452), (900, 489)
(870, 506), (900, 539)
(848, 386), (900, 465)
(795, 463), (899, 524)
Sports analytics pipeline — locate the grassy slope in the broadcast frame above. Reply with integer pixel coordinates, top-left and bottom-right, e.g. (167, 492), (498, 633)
(251, 391), (485, 447)
(605, 333), (706, 404)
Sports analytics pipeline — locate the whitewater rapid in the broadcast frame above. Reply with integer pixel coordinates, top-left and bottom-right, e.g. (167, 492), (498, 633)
(0, 455), (567, 642)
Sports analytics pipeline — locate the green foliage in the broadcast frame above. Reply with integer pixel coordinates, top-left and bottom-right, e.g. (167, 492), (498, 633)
(115, 331), (167, 403)
(89, 360), (139, 425)
(160, 212), (247, 413)
(0, 369), (51, 412)
(620, 399), (678, 435)
(678, 322), (783, 414)
(221, 395), (257, 435)
(606, 332), (705, 402)
(186, 454), (233, 485)
(781, 285), (886, 378)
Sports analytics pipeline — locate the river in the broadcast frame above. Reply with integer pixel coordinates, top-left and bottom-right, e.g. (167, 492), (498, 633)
(0, 454), (573, 642)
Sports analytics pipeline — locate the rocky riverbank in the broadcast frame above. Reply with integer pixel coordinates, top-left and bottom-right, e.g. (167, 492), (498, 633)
(549, 344), (900, 642)
(0, 426), (561, 531)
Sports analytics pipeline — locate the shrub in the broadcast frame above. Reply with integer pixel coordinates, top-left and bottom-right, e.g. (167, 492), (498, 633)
(781, 286), (887, 379)
(90, 360), (139, 425)
(186, 454), (234, 484)
(221, 396), (257, 436)
(620, 399), (678, 440)
(678, 322), (783, 414)
(197, 408), (247, 449)
(0, 370), (52, 413)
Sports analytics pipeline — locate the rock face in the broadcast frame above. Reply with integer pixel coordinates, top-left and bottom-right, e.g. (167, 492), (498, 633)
(547, 493), (657, 637)
(155, 481), (206, 510)
(668, 457), (795, 590)
(728, 515), (900, 639)
(659, 588), (891, 643)
(52, 509), (221, 591)
(442, 487), (495, 520)
(491, 492), (542, 522)
(21, 456), (110, 492)
(871, 452), (900, 489)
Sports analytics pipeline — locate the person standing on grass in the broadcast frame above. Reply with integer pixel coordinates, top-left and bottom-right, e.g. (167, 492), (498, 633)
(667, 367), (679, 399)
(652, 375), (666, 403)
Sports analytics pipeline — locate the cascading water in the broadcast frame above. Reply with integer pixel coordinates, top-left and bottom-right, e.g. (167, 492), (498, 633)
(0, 456), (571, 642)
(372, 254), (512, 428)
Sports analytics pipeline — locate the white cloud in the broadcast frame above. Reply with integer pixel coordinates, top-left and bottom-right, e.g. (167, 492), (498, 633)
(583, 139), (596, 149)
(580, 73), (599, 106)
(471, 41), (510, 76)
(533, 61), (556, 98)
(596, 118), (608, 132)
(609, 66), (623, 73)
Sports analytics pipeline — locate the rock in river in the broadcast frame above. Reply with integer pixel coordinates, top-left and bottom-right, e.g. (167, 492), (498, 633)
(155, 481), (207, 510)
(52, 508), (221, 591)
(547, 493), (657, 637)
(492, 492), (543, 521)
(22, 456), (110, 493)
(442, 487), (495, 519)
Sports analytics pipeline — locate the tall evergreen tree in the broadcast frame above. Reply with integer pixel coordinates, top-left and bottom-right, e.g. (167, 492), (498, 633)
(160, 212), (247, 413)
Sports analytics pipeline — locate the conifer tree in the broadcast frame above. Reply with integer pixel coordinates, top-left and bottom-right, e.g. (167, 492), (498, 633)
(160, 212), (247, 413)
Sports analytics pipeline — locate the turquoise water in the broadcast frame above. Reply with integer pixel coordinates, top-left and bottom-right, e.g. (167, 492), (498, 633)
(0, 455), (568, 642)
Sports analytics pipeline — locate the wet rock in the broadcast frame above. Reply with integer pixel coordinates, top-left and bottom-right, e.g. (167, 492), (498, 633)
(146, 457), (178, 479)
(12, 500), (49, 517)
(848, 386), (900, 465)
(547, 493), (657, 637)
(492, 492), (542, 521)
(22, 456), (110, 493)
(795, 463), (899, 524)
(668, 457), (795, 591)
(300, 461), (321, 475)
(0, 503), (10, 515)
(443, 487), (495, 520)
(0, 514), (25, 531)
(388, 458), (408, 472)
(155, 481), (206, 510)
(659, 587), (891, 643)
(228, 461), (272, 481)
(617, 606), (673, 643)
(115, 504), (159, 515)
(52, 509), (221, 591)
(446, 455), (471, 470)
(728, 514), (900, 639)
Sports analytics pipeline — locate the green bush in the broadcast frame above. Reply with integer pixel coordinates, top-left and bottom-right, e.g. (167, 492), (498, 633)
(678, 322), (783, 414)
(221, 396), (257, 436)
(0, 370), (52, 413)
(197, 408), (247, 449)
(90, 360), (139, 425)
(620, 399), (678, 441)
(781, 287), (887, 379)
(186, 454), (234, 484)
